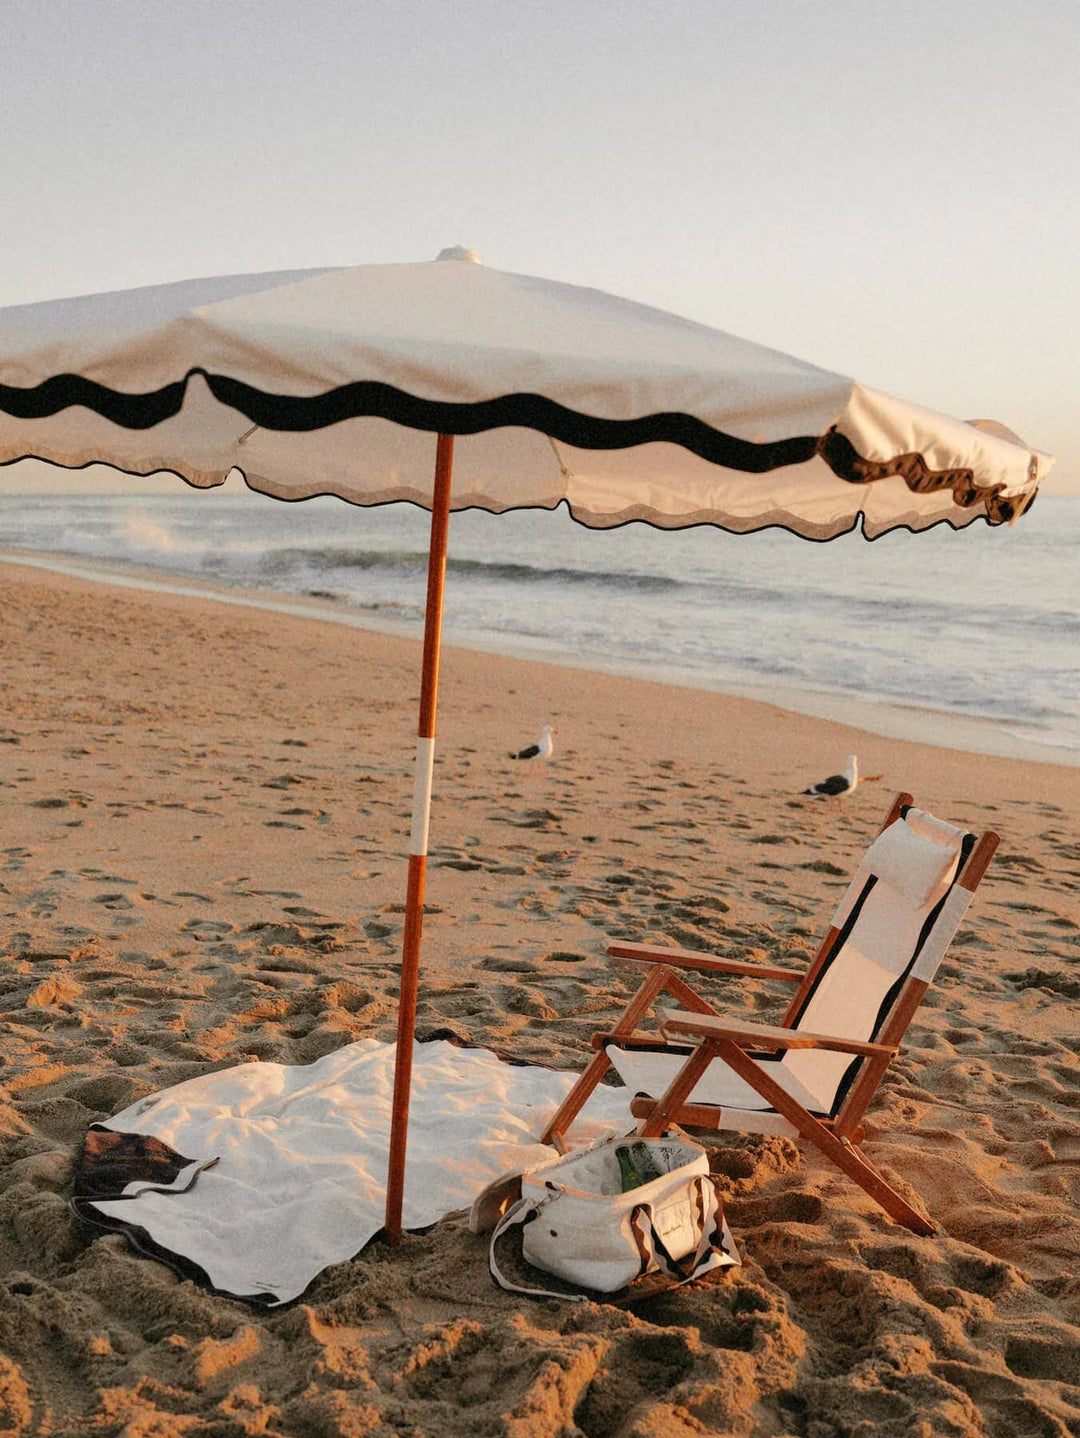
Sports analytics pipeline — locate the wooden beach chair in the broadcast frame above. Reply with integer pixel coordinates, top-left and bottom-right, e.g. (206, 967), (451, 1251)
(542, 794), (998, 1235)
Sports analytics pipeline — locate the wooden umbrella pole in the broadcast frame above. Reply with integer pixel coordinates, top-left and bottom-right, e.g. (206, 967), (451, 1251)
(385, 432), (455, 1246)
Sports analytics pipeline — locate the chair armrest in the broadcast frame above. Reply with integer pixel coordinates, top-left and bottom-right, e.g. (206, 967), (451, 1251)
(605, 940), (803, 984)
(659, 1010), (897, 1059)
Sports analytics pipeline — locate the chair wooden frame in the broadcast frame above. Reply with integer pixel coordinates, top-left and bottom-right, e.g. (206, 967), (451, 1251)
(541, 793), (999, 1235)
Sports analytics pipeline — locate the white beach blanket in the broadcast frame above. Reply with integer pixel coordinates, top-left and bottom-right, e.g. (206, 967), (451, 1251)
(73, 1038), (635, 1304)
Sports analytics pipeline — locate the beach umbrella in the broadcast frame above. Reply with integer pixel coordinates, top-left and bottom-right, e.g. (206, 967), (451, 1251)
(0, 247), (1053, 1242)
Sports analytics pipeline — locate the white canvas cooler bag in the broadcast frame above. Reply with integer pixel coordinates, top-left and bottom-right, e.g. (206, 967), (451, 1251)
(487, 1132), (739, 1299)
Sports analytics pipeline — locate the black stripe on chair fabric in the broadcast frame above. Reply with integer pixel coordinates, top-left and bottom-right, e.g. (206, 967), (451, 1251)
(781, 874), (880, 1120)
(863, 829), (976, 1042)
(788, 875), (878, 1034)
(824, 829), (976, 1118)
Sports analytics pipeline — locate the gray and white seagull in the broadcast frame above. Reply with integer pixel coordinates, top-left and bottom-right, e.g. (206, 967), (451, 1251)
(803, 754), (859, 804)
(802, 755), (884, 807)
(509, 725), (556, 763)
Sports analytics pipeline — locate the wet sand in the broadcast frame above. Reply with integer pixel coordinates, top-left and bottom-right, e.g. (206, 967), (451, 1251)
(1, 560), (1078, 1436)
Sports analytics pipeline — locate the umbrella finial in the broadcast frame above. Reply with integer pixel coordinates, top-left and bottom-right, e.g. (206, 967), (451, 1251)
(435, 245), (481, 263)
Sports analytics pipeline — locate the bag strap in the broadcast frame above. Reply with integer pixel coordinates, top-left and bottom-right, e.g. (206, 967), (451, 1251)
(630, 1175), (737, 1285)
(488, 1196), (589, 1302)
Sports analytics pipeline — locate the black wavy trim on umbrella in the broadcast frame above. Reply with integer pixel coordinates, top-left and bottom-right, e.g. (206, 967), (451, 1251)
(0, 368), (816, 470)
(816, 427), (1025, 524)
(0, 370), (1028, 520)
(0, 373), (188, 429)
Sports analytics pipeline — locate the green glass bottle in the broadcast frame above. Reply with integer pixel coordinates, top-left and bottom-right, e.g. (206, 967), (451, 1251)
(616, 1144), (643, 1191)
(628, 1141), (663, 1186)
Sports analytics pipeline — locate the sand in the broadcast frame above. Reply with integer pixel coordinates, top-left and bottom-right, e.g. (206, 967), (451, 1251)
(1, 559), (1078, 1437)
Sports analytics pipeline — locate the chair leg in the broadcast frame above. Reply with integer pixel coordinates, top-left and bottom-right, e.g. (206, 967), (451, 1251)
(540, 963), (674, 1148)
(539, 1048), (613, 1150)
(713, 1039), (936, 1236)
(831, 1138), (937, 1237)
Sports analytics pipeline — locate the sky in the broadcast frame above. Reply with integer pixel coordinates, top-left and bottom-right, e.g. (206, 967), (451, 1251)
(2, 0), (1078, 492)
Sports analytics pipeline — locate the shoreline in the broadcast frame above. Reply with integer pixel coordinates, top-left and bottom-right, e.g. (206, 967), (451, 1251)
(4, 546), (1078, 769)
(3, 553), (1078, 815)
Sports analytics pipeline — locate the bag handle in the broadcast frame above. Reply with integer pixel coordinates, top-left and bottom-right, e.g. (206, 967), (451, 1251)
(630, 1175), (737, 1285)
(488, 1197), (591, 1302)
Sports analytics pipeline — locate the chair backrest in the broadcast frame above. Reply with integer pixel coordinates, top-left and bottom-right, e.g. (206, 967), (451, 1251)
(779, 803), (987, 1117)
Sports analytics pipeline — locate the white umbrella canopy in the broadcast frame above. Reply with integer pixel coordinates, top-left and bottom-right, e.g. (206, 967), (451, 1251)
(0, 248), (1054, 1244)
(0, 247), (1050, 536)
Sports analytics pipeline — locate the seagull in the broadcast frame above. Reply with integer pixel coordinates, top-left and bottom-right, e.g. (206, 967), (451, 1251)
(802, 755), (885, 807)
(509, 725), (556, 762)
(803, 754), (859, 805)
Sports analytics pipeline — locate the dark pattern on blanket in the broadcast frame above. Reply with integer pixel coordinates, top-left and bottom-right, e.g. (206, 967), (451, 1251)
(73, 1124), (202, 1201)
(71, 1126), (278, 1305)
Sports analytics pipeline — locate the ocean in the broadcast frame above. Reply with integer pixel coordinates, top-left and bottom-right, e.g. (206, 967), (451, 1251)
(2, 487), (1077, 764)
